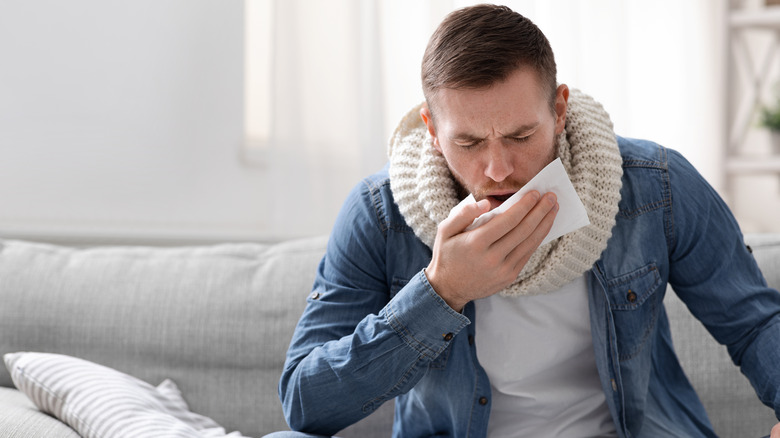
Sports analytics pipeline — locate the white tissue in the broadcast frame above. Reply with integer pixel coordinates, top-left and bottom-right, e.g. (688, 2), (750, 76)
(455, 157), (590, 245)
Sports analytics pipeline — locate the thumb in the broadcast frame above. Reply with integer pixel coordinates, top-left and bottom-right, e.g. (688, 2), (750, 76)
(441, 199), (491, 237)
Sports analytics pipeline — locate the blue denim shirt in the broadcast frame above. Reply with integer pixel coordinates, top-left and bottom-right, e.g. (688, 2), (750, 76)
(279, 137), (780, 437)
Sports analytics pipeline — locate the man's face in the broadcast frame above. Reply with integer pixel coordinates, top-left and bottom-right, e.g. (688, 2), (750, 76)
(421, 68), (568, 211)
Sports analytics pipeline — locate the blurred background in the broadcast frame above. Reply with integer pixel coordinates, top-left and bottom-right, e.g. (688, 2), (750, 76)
(0, 0), (778, 245)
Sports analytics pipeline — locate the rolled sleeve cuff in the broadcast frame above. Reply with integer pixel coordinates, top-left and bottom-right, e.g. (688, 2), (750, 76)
(384, 270), (471, 359)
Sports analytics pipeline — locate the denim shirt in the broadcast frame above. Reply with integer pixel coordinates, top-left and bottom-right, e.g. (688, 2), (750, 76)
(279, 137), (780, 438)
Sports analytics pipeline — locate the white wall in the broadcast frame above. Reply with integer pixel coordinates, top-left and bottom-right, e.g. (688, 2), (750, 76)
(0, 0), (362, 244)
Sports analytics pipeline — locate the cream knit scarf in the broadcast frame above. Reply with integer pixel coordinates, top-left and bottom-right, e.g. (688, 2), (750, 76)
(388, 89), (623, 296)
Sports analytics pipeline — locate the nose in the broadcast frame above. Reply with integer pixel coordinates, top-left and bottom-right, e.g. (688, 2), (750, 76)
(483, 142), (513, 182)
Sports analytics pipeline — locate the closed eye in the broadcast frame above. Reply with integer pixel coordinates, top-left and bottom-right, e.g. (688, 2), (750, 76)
(508, 135), (531, 143)
(455, 139), (484, 149)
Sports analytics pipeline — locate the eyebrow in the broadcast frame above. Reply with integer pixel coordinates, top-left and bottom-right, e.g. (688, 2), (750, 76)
(449, 133), (484, 143)
(449, 122), (539, 142)
(501, 122), (539, 138)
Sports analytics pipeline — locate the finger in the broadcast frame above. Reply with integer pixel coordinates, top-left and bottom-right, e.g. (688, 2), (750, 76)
(475, 191), (542, 241)
(505, 196), (558, 270)
(491, 192), (557, 254)
(439, 198), (491, 238)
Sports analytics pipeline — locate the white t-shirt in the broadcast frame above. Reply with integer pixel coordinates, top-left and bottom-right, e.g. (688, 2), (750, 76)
(474, 275), (618, 438)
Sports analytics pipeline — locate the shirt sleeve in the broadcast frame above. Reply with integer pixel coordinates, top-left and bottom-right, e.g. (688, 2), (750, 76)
(278, 176), (470, 434)
(666, 148), (780, 420)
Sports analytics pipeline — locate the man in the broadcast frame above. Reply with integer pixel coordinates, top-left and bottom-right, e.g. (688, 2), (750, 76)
(277, 4), (780, 437)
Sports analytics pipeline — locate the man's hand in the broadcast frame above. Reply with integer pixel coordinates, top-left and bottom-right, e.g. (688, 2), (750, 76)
(771, 421), (780, 438)
(425, 190), (558, 312)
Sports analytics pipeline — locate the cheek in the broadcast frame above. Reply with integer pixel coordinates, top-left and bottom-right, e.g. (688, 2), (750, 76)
(531, 131), (557, 161)
(440, 147), (482, 185)
(444, 152), (477, 178)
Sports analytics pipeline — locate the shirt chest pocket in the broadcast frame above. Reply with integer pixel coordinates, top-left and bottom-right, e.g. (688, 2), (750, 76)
(606, 263), (663, 361)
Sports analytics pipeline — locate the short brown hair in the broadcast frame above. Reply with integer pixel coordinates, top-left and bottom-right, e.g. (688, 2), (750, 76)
(422, 4), (557, 112)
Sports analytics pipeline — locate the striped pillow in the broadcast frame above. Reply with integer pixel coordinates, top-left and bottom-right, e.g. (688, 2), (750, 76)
(3, 352), (244, 438)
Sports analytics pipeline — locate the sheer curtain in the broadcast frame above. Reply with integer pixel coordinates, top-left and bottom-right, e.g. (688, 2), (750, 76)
(247, 0), (723, 203)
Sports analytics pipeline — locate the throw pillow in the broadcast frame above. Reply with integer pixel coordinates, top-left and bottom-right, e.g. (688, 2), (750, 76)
(4, 352), (244, 438)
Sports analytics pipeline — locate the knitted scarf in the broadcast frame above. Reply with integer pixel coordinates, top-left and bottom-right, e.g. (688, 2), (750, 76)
(387, 89), (623, 296)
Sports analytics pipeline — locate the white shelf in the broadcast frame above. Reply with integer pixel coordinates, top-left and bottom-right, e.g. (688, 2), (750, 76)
(724, 2), (780, 186)
(731, 7), (780, 29)
(726, 156), (780, 173)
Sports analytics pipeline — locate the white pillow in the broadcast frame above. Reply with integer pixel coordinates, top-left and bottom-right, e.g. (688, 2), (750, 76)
(3, 352), (245, 438)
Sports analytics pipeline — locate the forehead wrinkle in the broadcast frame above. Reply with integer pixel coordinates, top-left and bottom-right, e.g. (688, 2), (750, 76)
(435, 80), (547, 141)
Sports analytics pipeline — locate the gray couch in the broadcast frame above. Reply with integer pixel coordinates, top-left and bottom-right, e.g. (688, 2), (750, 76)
(0, 234), (778, 438)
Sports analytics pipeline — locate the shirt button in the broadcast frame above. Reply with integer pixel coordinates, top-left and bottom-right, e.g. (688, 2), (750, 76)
(611, 379), (618, 392)
(479, 396), (488, 405)
(468, 335), (474, 346)
(310, 292), (321, 300)
(443, 333), (454, 341)
(626, 290), (637, 303)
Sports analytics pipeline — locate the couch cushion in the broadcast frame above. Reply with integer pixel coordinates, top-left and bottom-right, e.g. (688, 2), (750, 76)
(0, 236), (328, 437)
(0, 387), (80, 438)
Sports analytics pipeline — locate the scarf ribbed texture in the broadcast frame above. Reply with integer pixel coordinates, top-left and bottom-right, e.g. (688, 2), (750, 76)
(388, 89), (623, 296)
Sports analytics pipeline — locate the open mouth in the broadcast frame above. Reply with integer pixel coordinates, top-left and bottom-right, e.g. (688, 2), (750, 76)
(489, 193), (513, 204)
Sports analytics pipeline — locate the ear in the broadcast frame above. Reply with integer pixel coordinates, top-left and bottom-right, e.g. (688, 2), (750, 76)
(554, 84), (569, 135)
(420, 104), (442, 153)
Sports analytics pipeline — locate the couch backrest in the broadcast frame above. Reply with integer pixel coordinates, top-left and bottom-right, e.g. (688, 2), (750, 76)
(664, 233), (780, 438)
